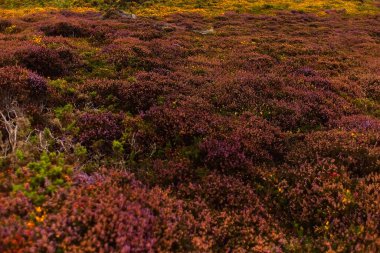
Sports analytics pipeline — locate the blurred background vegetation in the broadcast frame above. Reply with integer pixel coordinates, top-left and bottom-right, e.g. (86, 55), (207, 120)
(0, 0), (379, 16)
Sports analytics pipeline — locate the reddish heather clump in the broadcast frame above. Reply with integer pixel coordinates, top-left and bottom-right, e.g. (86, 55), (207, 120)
(0, 66), (47, 106)
(285, 129), (380, 176)
(0, 171), (213, 252)
(41, 21), (91, 38)
(15, 45), (79, 78)
(76, 112), (125, 152)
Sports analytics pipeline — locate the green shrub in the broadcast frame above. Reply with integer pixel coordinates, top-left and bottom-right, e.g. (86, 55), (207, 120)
(12, 152), (73, 204)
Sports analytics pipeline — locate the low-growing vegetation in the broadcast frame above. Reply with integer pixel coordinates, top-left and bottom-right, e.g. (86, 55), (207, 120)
(0, 0), (379, 252)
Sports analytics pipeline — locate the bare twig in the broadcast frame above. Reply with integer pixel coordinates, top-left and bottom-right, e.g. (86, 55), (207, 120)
(0, 109), (19, 153)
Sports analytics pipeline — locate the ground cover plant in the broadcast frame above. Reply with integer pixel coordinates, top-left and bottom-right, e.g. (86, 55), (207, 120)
(0, 0), (379, 252)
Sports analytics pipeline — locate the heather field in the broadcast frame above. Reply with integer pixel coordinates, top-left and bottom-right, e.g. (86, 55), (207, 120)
(0, 1), (379, 252)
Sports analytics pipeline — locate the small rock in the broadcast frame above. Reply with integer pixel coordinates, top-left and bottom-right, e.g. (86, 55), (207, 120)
(161, 23), (176, 32)
(102, 9), (136, 20)
(194, 27), (215, 35)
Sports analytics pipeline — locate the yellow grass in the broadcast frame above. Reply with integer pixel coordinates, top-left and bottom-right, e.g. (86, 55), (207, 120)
(0, 7), (95, 18)
(0, 0), (378, 17)
(132, 0), (379, 17)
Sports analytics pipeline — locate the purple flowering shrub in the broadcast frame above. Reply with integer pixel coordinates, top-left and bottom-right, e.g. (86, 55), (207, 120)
(76, 112), (125, 152)
(286, 130), (380, 176)
(330, 115), (380, 132)
(15, 45), (79, 78)
(41, 20), (114, 42)
(41, 21), (91, 38)
(200, 113), (284, 172)
(0, 66), (47, 107)
(0, 171), (211, 252)
(271, 160), (380, 252)
(200, 137), (251, 172)
(79, 72), (170, 113)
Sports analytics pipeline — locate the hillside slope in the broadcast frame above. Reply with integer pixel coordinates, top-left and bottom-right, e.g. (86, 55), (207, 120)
(0, 1), (379, 252)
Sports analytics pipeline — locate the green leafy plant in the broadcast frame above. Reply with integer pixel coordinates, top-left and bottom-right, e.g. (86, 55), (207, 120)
(12, 152), (73, 204)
